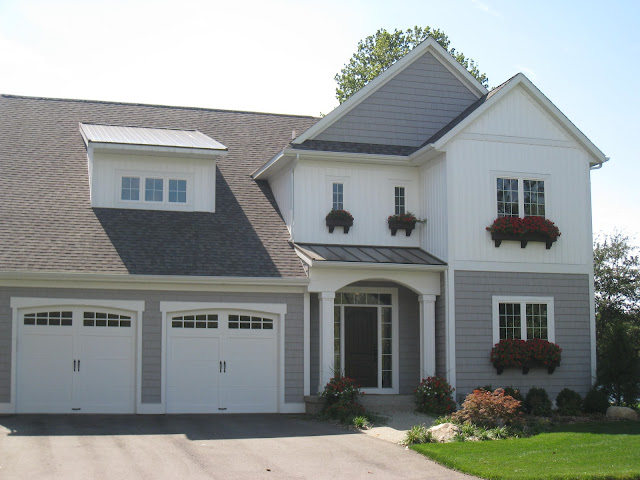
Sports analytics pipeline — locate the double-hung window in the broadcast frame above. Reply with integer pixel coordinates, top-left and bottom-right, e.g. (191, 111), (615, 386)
(332, 182), (344, 210)
(492, 296), (555, 344)
(496, 176), (545, 218)
(394, 187), (405, 215)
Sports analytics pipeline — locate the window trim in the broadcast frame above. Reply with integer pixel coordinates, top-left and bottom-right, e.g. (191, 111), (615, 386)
(393, 185), (406, 215)
(492, 172), (549, 219)
(116, 172), (192, 208)
(492, 296), (555, 345)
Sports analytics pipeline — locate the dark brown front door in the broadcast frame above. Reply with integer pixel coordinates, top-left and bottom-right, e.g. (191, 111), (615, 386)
(344, 307), (377, 388)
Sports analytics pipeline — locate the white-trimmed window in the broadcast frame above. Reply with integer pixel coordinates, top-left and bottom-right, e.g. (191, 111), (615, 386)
(496, 176), (546, 218)
(332, 182), (344, 210)
(169, 179), (187, 203)
(145, 178), (164, 202)
(394, 186), (405, 215)
(121, 177), (140, 201)
(492, 296), (555, 344)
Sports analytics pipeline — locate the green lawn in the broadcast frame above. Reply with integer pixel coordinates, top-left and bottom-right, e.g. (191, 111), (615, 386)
(411, 421), (640, 480)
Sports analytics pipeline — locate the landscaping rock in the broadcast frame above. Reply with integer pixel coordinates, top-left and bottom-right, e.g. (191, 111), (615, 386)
(427, 423), (460, 443)
(606, 406), (639, 420)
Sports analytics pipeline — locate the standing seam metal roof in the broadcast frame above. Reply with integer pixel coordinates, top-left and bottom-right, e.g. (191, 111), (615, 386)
(295, 244), (446, 266)
(80, 123), (227, 150)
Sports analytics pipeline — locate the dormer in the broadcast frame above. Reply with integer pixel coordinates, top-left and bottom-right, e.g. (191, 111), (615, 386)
(80, 123), (227, 212)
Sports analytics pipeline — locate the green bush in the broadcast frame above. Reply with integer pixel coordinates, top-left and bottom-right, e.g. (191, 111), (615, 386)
(402, 424), (432, 446)
(583, 385), (610, 414)
(524, 387), (552, 416)
(415, 376), (456, 416)
(503, 386), (525, 405)
(555, 388), (583, 416)
(597, 321), (640, 407)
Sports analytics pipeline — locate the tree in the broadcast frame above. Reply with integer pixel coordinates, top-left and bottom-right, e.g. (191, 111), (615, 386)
(334, 26), (489, 104)
(593, 232), (640, 406)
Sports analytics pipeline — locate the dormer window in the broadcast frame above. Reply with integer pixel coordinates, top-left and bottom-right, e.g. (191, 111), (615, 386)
(145, 178), (164, 202)
(121, 177), (140, 201)
(80, 123), (227, 213)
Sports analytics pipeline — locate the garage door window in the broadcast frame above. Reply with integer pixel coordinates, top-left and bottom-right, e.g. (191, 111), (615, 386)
(83, 312), (132, 327)
(23, 311), (73, 326)
(172, 314), (219, 329)
(228, 315), (273, 330)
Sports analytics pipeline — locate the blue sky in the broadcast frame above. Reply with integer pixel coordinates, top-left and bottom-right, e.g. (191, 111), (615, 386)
(1, 0), (638, 242)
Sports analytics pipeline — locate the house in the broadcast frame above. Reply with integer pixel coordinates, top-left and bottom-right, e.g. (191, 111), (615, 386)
(0, 38), (606, 414)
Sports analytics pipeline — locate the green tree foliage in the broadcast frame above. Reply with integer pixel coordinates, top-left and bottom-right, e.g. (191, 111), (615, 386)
(593, 233), (640, 406)
(335, 26), (489, 104)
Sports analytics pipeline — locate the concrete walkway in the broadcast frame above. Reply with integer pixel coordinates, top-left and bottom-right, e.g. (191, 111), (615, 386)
(0, 414), (474, 480)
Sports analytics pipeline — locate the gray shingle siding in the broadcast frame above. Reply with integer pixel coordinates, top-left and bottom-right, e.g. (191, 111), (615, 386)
(0, 287), (304, 405)
(316, 52), (478, 147)
(454, 271), (592, 401)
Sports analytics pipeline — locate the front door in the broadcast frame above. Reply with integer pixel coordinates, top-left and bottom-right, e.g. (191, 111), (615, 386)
(344, 307), (377, 388)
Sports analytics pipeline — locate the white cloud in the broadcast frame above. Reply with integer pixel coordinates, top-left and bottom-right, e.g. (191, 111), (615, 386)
(471, 0), (500, 16)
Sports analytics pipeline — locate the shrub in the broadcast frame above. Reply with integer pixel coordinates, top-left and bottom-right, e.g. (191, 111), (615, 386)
(582, 386), (610, 414)
(503, 386), (525, 404)
(524, 387), (552, 416)
(555, 388), (583, 416)
(320, 376), (364, 421)
(597, 321), (640, 407)
(402, 424), (432, 446)
(415, 376), (456, 415)
(452, 388), (523, 427)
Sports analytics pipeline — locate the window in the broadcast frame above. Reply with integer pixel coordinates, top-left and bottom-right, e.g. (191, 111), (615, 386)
(145, 178), (164, 202)
(496, 177), (545, 218)
(332, 182), (343, 210)
(394, 187), (405, 215)
(121, 177), (140, 201)
(492, 296), (554, 344)
(169, 179), (187, 203)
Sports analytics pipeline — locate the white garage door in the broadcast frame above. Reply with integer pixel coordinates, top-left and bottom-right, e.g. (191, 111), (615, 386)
(17, 308), (136, 414)
(166, 312), (278, 413)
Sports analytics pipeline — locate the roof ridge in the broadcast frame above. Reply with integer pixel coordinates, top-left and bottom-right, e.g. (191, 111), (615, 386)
(80, 122), (199, 133)
(1, 93), (320, 120)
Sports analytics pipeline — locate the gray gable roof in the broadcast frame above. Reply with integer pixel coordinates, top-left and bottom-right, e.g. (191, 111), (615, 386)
(0, 94), (318, 278)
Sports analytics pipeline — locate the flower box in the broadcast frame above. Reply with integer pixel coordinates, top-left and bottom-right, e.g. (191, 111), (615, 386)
(387, 212), (424, 237)
(490, 338), (561, 375)
(326, 210), (354, 234)
(490, 231), (557, 249)
(486, 217), (561, 249)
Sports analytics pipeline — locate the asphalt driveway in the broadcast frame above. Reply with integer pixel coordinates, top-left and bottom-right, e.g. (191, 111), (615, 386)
(0, 414), (474, 479)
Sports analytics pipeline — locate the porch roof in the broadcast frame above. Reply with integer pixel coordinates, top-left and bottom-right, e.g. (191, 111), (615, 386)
(294, 243), (446, 266)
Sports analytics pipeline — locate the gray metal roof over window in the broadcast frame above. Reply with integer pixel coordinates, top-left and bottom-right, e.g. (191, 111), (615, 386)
(80, 123), (227, 150)
(295, 243), (446, 266)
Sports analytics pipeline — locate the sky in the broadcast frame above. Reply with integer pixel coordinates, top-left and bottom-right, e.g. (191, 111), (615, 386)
(1, 0), (638, 244)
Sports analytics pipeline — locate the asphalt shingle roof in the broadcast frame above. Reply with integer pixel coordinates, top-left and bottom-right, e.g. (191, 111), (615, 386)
(0, 95), (318, 278)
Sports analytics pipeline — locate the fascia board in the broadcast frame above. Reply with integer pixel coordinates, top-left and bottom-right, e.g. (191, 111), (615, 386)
(89, 141), (227, 159)
(283, 148), (411, 166)
(309, 261), (447, 272)
(252, 150), (291, 180)
(431, 74), (607, 165)
(0, 271), (309, 287)
(292, 37), (487, 145)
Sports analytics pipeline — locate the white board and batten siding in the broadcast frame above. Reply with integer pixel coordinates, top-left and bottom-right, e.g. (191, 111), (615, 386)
(420, 154), (448, 262)
(444, 85), (594, 269)
(270, 168), (293, 229)
(292, 160), (422, 247)
(90, 152), (216, 212)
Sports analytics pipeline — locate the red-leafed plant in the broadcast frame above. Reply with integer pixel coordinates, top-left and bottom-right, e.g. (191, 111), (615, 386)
(452, 388), (524, 427)
(414, 376), (456, 415)
(486, 216), (561, 241)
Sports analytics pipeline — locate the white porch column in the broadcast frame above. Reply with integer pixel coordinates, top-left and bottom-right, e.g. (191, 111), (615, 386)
(318, 291), (336, 393)
(418, 294), (437, 379)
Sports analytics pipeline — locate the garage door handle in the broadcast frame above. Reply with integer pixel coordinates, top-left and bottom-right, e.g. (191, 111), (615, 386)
(78, 360), (80, 372)
(220, 361), (222, 373)
(224, 361), (226, 373)
(73, 360), (76, 372)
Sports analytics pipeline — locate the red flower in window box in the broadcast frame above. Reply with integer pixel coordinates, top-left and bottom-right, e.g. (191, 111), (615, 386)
(490, 339), (561, 374)
(486, 217), (561, 249)
(326, 209), (354, 233)
(387, 212), (426, 237)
